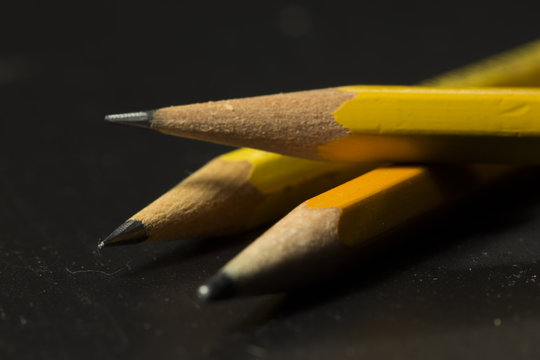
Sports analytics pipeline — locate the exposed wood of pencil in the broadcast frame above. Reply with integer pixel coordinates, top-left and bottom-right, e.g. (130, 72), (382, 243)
(198, 165), (517, 301)
(152, 88), (353, 160)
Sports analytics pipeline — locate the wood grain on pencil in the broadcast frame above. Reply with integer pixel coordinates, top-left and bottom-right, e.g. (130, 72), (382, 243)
(154, 88), (353, 160)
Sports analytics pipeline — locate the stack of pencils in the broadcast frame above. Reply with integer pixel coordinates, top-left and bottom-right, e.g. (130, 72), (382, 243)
(100, 39), (540, 302)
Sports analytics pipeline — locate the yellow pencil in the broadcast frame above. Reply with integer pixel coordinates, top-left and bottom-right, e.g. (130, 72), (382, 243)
(198, 164), (517, 300)
(106, 86), (540, 164)
(101, 39), (540, 247)
(99, 150), (373, 247)
(424, 40), (540, 87)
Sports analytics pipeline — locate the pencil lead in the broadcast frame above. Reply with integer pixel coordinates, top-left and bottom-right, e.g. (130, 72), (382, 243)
(104, 110), (155, 128)
(98, 220), (148, 248)
(197, 272), (236, 303)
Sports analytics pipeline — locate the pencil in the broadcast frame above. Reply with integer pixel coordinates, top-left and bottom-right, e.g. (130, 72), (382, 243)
(197, 41), (540, 301)
(424, 40), (540, 88)
(106, 88), (540, 164)
(99, 150), (373, 247)
(101, 39), (540, 247)
(198, 164), (517, 301)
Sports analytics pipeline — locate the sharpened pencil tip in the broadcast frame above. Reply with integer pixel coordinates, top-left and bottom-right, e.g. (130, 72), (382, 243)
(198, 272), (236, 302)
(104, 110), (155, 128)
(99, 219), (148, 248)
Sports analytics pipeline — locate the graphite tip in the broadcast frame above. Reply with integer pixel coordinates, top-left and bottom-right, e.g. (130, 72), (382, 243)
(104, 110), (155, 128)
(98, 219), (148, 248)
(198, 272), (236, 303)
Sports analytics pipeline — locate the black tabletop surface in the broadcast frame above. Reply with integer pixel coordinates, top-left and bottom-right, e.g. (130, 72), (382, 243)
(2, 1), (540, 359)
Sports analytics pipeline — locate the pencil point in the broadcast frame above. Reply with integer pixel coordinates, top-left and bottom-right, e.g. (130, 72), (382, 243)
(104, 110), (155, 128)
(99, 220), (148, 248)
(198, 272), (236, 302)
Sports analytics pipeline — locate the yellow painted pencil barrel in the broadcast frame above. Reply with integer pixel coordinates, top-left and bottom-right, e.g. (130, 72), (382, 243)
(321, 86), (540, 163)
(306, 164), (516, 246)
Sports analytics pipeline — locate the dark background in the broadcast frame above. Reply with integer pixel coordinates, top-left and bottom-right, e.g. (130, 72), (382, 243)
(2, 1), (540, 359)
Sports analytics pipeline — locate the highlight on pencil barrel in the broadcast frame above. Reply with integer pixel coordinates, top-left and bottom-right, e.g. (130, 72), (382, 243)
(106, 86), (540, 164)
(198, 164), (519, 301)
(99, 149), (376, 247)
